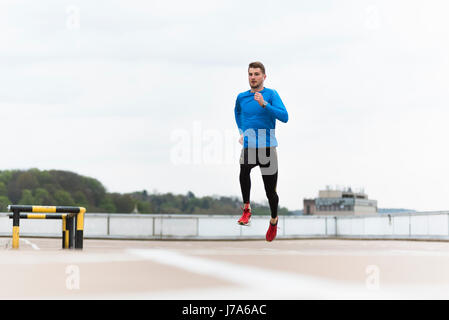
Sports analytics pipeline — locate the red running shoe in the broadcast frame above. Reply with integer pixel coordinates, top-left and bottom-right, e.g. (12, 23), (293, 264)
(238, 207), (251, 226)
(266, 219), (278, 242)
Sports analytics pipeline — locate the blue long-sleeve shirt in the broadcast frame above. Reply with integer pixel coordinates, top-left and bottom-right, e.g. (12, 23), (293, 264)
(234, 87), (288, 148)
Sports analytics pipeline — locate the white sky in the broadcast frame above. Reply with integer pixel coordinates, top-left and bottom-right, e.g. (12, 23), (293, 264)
(0, 0), (449, 211)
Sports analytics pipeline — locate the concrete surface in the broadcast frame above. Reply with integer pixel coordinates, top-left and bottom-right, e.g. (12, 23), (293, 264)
(2, 237), (449, 299)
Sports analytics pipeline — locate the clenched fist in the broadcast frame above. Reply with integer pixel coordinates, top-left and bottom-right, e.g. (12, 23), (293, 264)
(254, 92), (265, 107)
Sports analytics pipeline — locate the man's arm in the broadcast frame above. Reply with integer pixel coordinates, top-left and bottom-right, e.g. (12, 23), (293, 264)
(234, 96), (244, 145)
(264, 90), (289, 123)
(234, 96), (243, 134)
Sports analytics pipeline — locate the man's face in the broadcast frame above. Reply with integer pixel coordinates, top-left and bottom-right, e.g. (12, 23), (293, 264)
(248, 68), (266, 89)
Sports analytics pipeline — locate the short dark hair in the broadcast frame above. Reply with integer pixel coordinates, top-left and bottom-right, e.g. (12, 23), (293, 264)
(248, 61), (265, 74)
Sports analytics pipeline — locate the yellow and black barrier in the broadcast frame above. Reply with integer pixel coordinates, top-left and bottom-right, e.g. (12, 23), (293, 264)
(7, 205), (86, 250)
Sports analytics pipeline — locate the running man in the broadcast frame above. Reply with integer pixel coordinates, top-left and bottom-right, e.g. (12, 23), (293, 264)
(234, 61), (289, 242)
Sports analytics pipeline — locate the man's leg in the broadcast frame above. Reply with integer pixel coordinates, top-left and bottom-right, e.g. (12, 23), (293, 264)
(239, 148), (257, 204)
(240, 164), (253, 204)
(262, 172), (279, 220)
(259, 147), (279, 221)
(263, 172), (279, 241)
(260, 147), (279, 242)
(238, 148), (257, 225)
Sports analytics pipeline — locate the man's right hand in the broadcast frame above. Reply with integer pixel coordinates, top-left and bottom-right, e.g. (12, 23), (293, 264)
(239, 134), (243, 145)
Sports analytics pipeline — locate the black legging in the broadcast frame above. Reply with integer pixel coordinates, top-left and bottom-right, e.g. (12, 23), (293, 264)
(239, 147), (279, 219)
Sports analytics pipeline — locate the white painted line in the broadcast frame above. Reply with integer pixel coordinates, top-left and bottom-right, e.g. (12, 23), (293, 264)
(148, 248), (449, 257)
(21, 239), (40, 251)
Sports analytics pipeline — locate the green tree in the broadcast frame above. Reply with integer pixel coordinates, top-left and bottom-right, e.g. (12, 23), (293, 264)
(18, 189), (35, 205)
(53, 190), (75, 206)
(82, 177), (106, 206)
(34, 188), (53, 205)
(36, 170), (53, 186)
(99, 196), (116, 213)
(73, 191), (89, 208)
(111, 194), (135, 213)
(17, 171), (39, 190)
(0, 170), (12, 185)
(0, 195), (11, 211)
(0, 182), (7, 197)
(200, 197), (212, 209)
(137, 201), (153, 213)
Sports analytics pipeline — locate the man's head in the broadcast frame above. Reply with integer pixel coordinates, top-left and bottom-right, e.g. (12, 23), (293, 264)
(248, 61), (266, 90)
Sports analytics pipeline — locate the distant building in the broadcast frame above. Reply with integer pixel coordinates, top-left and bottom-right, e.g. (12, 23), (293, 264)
(303, 187), (377, 216)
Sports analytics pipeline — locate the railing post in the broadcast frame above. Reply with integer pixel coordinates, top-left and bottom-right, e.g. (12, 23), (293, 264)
(62, 214), (71, 249)
(62, 215), (66, 249)
(67, 215), (74, 249)
(75, 208), (85, 249)
(12, 209), (20, 249)
(325, 217), (328, 236)
(334, 216), (338, 238)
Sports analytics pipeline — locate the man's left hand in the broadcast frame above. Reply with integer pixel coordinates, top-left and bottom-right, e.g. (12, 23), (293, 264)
(254, 92), (265, 107)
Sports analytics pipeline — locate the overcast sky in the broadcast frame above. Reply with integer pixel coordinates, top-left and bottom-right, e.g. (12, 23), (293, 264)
(0, 0), (448, 211)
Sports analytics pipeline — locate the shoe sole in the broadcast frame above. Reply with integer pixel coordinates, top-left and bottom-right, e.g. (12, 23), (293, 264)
(237, 221), (251, 226)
